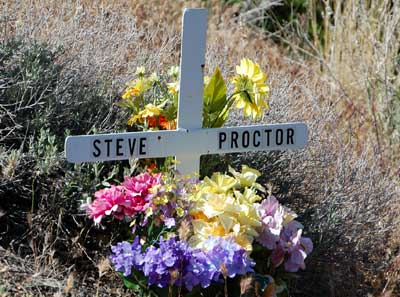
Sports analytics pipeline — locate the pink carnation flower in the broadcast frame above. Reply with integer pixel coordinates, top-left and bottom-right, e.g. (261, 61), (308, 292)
(87, 185), (135, 224)
(86, 173), (162, 224)
(123, 172), (162, 201)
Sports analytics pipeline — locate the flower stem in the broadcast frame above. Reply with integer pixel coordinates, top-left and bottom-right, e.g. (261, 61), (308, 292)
(168, 285), (172, 297)
(224, 275), (228, 297)
(208, 90), (248, 128)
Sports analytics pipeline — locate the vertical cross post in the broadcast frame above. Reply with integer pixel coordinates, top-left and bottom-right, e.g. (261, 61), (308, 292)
(176, 8), (208, 175)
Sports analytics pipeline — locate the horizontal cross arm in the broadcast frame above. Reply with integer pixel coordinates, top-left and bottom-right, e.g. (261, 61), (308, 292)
(65, 122), (308, 163)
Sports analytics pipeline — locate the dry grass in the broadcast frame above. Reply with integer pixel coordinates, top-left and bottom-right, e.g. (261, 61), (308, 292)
(0, 0), (399, 296)
(286, 0), (400, 170)
(0, 246), (131, 297)
(319, 0), (400, 165)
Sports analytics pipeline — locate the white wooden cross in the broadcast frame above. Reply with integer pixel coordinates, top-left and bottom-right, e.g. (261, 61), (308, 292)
(65, 8), (308, 175)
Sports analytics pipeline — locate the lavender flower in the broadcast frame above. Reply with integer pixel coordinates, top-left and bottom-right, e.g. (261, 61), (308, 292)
(141, 237), (218, 290)
(271, 221), (313, 272)
(164, 217), (176, 228)
(110, 236), (144, 276)
(256, 196), (284, 249)
(204, 236), (255, 278)
(183, 249), (216, 290)
(110, 236), (255, 291)
(142, 237), (192, 288)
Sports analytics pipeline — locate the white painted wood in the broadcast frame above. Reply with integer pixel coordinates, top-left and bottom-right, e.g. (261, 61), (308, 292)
(65, 122), (308, 164)
(175, 8), (208, 174)
(177, 8), (207, 130)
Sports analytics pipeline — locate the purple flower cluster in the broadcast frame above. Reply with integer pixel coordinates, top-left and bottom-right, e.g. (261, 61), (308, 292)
(142, 237), (192, 288)
(110, 236), (144, 276)
(110, 236), (254, 291)
(183, 249), (216, 290)
(203, 236), (255, 278)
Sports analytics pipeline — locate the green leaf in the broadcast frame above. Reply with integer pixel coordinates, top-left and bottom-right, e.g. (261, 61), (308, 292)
(163, 104), (177, 121)
(120, 99), (139, 113)
(119, 274), (141, 292)
(210, 98), (234, 128)
(123, 278), (140, 291)
(203, 67), (227, 128)
(204, 67), (227, 112)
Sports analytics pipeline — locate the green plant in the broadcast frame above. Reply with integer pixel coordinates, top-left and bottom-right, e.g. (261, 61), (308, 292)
(0, 149), (22, 179)
(0, 285), (6, 296)
(0, 40), (61, 144)
(30, 128), (59, 175)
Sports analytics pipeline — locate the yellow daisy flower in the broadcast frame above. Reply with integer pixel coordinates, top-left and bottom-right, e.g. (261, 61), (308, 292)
(122, 78), (150, 100)
(133, 78), (151, 95)
(231, 58), (270, 120)
(167, 81), (179, 95)
(127, 103), (163, 126)
(122, 87), (139, 100)
(143, 104), (162, 117)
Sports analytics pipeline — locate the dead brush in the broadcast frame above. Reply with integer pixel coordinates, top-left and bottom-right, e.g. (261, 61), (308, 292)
(0, 246), (66, 296)
(253, 0), (400, 170)
(315, 0), (400, 163)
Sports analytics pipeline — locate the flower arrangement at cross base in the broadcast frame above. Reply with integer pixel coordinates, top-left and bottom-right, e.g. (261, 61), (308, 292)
(85, 167), (312, 296)
(83, 59), (313, 296)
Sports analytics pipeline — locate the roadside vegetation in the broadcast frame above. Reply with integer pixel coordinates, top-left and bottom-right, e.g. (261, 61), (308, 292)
(1, 0), (399, 296)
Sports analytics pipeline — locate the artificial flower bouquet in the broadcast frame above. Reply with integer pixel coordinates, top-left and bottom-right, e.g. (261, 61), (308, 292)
(86, 167), (312, 296)
(83, 59), (312, 296)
